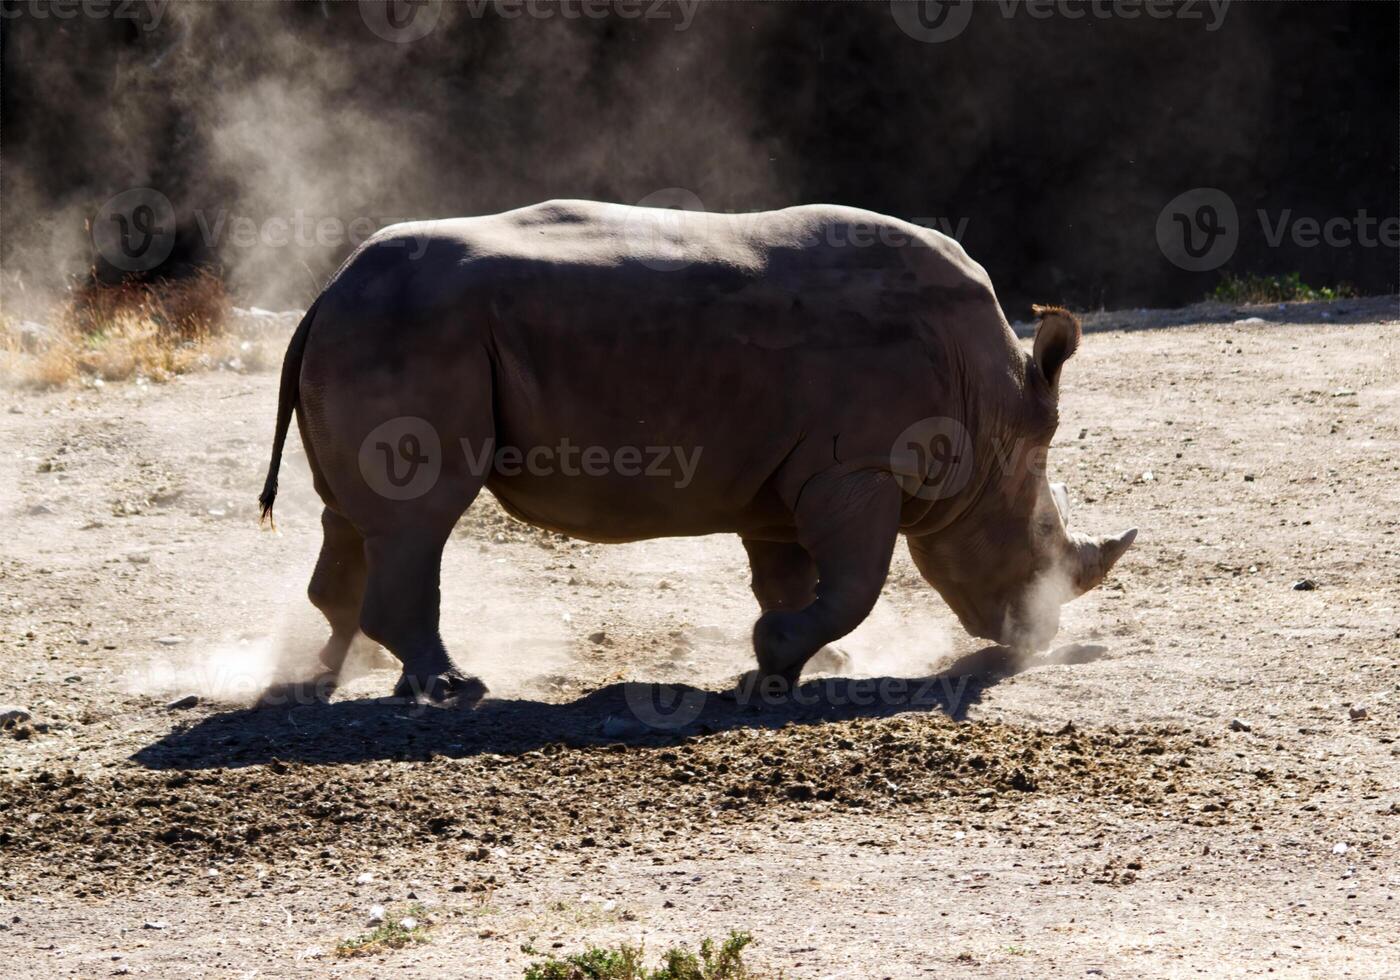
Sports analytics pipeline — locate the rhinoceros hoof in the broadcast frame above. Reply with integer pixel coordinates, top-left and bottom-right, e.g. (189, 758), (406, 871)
(393, 670), (487, 708)
(254, 674), (338, 709)
(753, 612), (817, 677)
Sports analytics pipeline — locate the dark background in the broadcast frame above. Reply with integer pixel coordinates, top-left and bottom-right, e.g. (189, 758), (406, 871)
(2, 0), (1395, 314)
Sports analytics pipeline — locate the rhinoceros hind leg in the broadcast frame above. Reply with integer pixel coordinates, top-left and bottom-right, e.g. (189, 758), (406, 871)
(255, 507), (366, 708)
(305, 507), (368, 684)
(359, 524), (487, 707)
(748, 470), (901, 693)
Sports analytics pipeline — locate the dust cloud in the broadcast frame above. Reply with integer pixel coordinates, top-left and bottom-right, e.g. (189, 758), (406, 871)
(437, 544), (576, 699)
(119, 531), (579, 705)
(0, 2), (784, 315)
(815, 596), (954, 681)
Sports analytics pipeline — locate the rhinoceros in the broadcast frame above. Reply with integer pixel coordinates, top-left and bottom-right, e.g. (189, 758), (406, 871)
(258, 200), (1135, 705)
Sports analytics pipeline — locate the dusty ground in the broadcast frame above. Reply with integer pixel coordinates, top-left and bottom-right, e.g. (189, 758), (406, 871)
(1, 297), (1397, 978)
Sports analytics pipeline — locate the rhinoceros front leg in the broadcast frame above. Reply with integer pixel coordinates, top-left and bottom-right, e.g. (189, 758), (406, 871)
(742, 538), (817, 613)
(747, 469), (901, 694)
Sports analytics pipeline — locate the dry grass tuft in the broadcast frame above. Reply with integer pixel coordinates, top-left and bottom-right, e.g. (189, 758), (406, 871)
(1, 269), (257, 388)
(61, 267), (229, 343)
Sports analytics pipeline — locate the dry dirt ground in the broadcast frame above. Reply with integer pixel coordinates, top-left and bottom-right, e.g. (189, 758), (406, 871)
(1, 297), (1397, 978)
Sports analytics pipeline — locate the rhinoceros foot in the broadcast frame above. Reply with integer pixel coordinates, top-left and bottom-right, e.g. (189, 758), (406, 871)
(392, 669), (487, 708)
(753, 611), (822, 681)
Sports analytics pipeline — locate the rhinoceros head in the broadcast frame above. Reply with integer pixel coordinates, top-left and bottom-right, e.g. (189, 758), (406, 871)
(907, 306), (1137, 652)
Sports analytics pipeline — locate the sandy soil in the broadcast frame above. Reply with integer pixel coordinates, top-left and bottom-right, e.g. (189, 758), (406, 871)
(1, 297), (1397, 978)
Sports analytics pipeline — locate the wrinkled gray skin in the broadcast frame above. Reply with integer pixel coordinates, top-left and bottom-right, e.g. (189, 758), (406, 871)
(258, 200), (1136, 706)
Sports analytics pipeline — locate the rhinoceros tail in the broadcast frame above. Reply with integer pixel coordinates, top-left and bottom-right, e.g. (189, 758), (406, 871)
(259, 297), (320, 528)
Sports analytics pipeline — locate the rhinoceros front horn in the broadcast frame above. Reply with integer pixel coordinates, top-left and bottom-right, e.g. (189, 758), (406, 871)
(1071, 527), (1138, 595)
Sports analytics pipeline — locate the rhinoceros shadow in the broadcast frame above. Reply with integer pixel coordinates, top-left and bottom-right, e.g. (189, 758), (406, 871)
(131, 642), (1107, 771)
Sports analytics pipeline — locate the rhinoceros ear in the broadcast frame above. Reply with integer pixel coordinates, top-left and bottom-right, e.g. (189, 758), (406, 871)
(1031, 305), (1081, 394)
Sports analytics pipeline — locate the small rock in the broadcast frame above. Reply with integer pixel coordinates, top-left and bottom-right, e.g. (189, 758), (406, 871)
(367, 905), (386, 924)
(355, 872), (375, 885)
(0, 706), (31, 729)
(1291, 579), (1317, 591)
(1348, 705), (1368, 721)
(1229, 718), (1252, 732)
(155, 635), (185, 646)
(1243, 473), (1255, 482)
(165, 695), (200, 711)
(398, 916), (419, 931)
(601, 899), (617, 914)
(142, 920), (169, 930)
(16, 319), (55, 352)
(1332, 842), (1349, 856)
